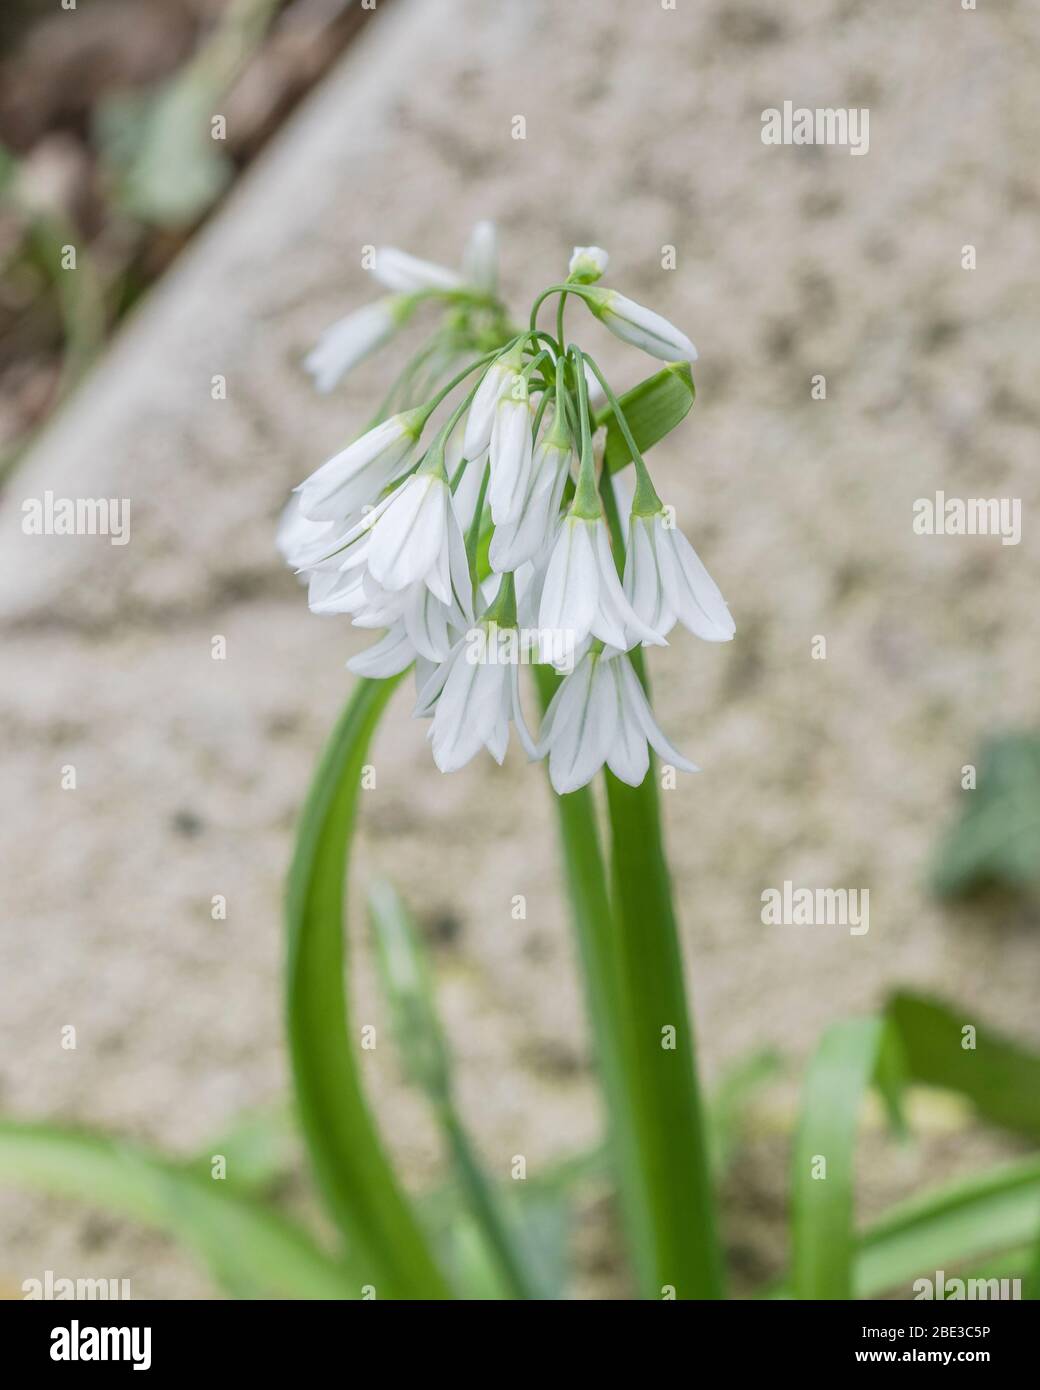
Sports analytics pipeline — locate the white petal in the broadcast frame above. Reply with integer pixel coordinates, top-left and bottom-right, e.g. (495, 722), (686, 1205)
(430, 652), (506, 771)
(595, 290), (697, 363)
(592, 521), (666, 649)
(296, 416), (413, 522)
(402, 582), (454, 662)
(368, 476), (446, 593)
(347, 623), (415, 677)
(619, 657), (699, 773)
(538, 519), (598, 658)
(462, 221), (498, 293)
(488, 395), (534, 525)
(603, 658), (650, 786)
(548, 654), (612, 794)
(623, 514), (677, 639)
(370, 247), (462, 294)
(303, 300), (397, 392)
(661, 520), (735, 641)
(463, 362), (513, 460)
(508, 664), (540, 761)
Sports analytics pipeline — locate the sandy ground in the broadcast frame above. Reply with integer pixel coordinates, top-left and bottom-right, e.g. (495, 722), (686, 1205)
(1, 0), (1038, 1298)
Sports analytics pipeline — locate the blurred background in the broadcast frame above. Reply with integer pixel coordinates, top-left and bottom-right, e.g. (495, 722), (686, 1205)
(0, 0), (1037, 1297)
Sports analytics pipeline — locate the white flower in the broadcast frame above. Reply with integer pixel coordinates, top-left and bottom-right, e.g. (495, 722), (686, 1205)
(346, 621), (416, 678)
(419, 626), (538, 772)
(370, 247), (463, 294)
(538, 514), (666, 661)
(487, 378), (534, 525)
(294, 411), (422, 526)
(538, 647), (698, 794)
(584, 288), (697, 362)
(462, 356), (517, 461)
(304, 298), (401, 392)
(462, 220), (498, 294)
(353, 472), (465, 602)
(277, 496), (337, 577)
(489, 431), (570, 572)
(624, 510), (734, 643)
(568, 245), (609, 282)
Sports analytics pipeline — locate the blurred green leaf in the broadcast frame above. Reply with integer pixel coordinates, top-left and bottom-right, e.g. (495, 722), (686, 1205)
(0, 1122), (357, 1299)
(708, 1048), (783, 1174)
(932, 732), (1040, 899)
(199, 1103), (298, 1194)
(887, 990), (1040, 1139)
(286, 676), (452, 1299)
(856, 1156), (1040, 1298)
(594, 361), (695, 475)
(367, 880), (451, 1101)
(96, 82), (232, 227)
(367, 879), (543, 1299)
(791, 1017), (884, 1299)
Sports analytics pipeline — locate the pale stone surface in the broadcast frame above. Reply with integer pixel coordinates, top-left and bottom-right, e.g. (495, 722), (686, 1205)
(1, 0), (1038, 1297)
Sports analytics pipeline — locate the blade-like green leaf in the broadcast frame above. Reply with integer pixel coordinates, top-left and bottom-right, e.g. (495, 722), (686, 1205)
(0, 1122), (357, 1299)
(286, 675), (451, 1299)
(367, 879), (452, 1102)
(887, 991), (1040, 1139)
(594, 361), (695, 475)
(856, 1156), (1040, 1298)
(367, 879), (541, 1299)
(791, 1017), (884, 1299)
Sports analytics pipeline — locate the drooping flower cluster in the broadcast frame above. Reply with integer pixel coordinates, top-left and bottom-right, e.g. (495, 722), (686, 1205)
(280, 227), (734, 794)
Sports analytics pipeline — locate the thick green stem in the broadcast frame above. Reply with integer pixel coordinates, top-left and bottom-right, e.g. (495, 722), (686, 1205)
(598, 471), (726, 1300)
(534, 666), (664, 1297)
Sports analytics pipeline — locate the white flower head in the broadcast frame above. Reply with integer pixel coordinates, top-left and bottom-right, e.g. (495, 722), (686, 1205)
(568, 245), (610, 283)
(538, 512), (666, 664)
(538, 646), (698, 795)
(624, 509), (734, 643)
(584, 287), (697, 363)
(304, 297), (405, 393)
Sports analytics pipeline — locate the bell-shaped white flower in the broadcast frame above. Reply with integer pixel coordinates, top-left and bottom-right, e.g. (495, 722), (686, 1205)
(304, 297), (404, 393)
(462, 353), (520, 461)
(487, 376), (534, 526)
(538, 512), (666, 663)
(583, 287), (696, 363)
(462, 220), (498, 294)
(369, 247), (463, 294)
(624, 509), (734, 643)
(360, 470), (462, 602)
(420, 621), (539, 772)
(489, 422), (571, 572)
(568, 245), (609, 283)
(294, 409), (424, 525)
(538, 646), (698, 794)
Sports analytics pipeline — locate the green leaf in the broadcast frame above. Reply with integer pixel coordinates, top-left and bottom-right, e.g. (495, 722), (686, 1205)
(594, 361), (695, 475)
(197, 1103), (298, 1194)
(368, 879), (542, 1299)
(931, 731), (1040, 899)
(0, 1122), (357, 1299)
(791, 1017), (884, 1299)
(367, 879), (452, 1101)
(286, 676), (451, 1299)
(856, 1156), (1040, 1298)
(886, 990), (1040, 1139)
(708, 1048), (783, 1175)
